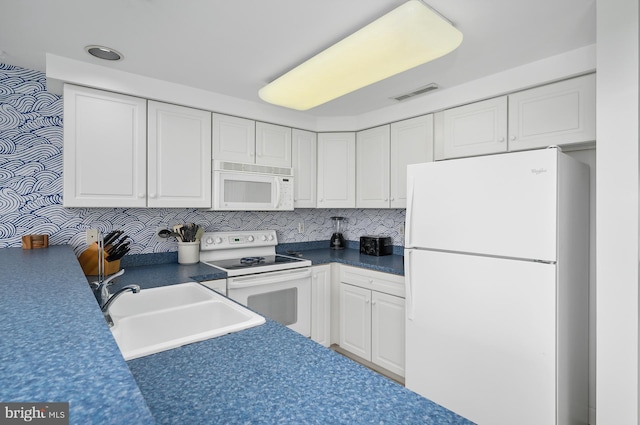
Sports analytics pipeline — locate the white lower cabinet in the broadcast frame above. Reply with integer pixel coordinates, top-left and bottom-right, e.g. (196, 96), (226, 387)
(370, 291), (405, 375)
(339, 265), (405, 377)
(311, 265), (331, 347)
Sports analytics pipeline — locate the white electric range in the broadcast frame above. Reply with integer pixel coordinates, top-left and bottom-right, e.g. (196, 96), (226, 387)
(199, 230), (311, 337)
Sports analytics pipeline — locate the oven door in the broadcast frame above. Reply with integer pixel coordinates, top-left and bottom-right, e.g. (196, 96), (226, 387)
(227, 268), (311, 337)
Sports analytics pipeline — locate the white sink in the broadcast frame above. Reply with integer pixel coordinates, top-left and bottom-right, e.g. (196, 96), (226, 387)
(108, 282), (265, 360)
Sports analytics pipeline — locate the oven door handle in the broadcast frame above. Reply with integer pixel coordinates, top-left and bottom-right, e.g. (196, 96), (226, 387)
(227, 268), (312, 289)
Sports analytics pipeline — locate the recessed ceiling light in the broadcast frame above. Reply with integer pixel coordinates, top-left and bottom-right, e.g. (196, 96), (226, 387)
(85, 45), (123, 61)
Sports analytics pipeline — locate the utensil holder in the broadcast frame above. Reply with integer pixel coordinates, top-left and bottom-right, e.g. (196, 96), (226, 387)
(78, 242), (121, 276)
(178, 241), (199, 265)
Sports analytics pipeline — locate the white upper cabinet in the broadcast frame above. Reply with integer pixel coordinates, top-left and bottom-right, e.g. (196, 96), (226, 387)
(317, 132), (356, 208)
(292, 129), (317, 208)
(212, 113), (256, 163)
(356, 125), (391, 208)
(390, 115), (434, 208)
(507, 74), (596, 151)
(147, 101), (212, 208)
(435, 96), (508, 160)
(356, 116), (433, 209)
(64, 85), (213, 208)
(63, 84), (147, 207)
(255, 122), (292, 167)
(435, 74), (596, 160)
(213, 114), (292, 167)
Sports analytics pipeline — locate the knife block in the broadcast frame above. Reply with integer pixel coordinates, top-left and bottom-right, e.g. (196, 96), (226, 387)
(78, 242), (121, 276)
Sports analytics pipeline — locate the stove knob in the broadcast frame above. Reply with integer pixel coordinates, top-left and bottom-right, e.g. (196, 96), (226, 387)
(205, 237), (213, 245)
(268, 234), (274, 241)
(247, 235), (255, 242)
(261, 235), (267, 241)
(215, 237), (223, 244)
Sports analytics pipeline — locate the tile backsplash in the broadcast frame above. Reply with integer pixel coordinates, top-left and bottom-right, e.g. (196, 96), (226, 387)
(0, 63), (405, 255)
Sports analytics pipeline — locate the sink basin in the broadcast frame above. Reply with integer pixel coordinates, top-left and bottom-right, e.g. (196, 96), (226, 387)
(108, 282), (265, 360)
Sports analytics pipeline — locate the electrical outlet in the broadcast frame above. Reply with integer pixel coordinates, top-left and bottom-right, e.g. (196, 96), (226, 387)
(399, 224), (405, 236)
(298, 222), (305, 233)
(86, 228), (99, 244)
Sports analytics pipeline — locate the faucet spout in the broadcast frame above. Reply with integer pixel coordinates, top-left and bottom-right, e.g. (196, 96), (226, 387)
(101, 284), (140, 326)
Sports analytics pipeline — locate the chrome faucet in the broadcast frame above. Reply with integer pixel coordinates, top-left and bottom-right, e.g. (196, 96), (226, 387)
(101, 284), (141, 326)
(93, 269), (125, 304)
(91, 269), (140, 326)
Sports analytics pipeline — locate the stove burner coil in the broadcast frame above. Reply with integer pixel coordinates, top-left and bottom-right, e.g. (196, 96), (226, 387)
(240, 256), (266, 266)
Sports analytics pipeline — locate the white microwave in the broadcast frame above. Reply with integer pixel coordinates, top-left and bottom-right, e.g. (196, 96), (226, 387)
(209, 160), (294, 211)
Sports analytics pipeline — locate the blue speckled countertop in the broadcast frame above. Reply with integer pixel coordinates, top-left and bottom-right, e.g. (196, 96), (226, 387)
(0, 244), (472, 425)
(279, 246), (405, 276)
(108, 245), (404, 290)
(0, 245), (154, 425)
(127, 320), (471, 425)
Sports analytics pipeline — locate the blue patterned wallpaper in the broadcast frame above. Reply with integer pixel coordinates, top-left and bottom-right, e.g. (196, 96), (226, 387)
(0, 64), (406, 256)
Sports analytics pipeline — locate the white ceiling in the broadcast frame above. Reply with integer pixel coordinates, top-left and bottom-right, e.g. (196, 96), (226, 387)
(0, 0), (596, 118)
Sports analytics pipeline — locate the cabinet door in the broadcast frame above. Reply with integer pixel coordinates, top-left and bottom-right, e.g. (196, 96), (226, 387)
(256, 122), (292, 167)
(212, 113), (255, 163)
(340, 283), (371, 361)
(317, 133), (356, 208)
(147, 101), (212, 208)
(371, 291), (405, 377)
(390, 115), (433, 208)
(292, 129), (317, 208)
(435, 96), (508, 160)
(508, 74), (596, 151)
(311, 265), (331, 347)
(63, 84), (147, 207)
(356, 125), (390, 208)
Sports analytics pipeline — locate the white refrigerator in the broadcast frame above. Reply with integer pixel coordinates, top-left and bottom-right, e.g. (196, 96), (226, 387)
(404, 148), (589, 425)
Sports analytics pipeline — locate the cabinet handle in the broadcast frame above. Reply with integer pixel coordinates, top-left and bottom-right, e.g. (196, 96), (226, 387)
(372, 300), (377, 306)
(138, 193), (145, 198)
(149, 193), (157, 199)
(510, 135), (517, 141)
(498, 137), (505, 143)
(365, 299), (370, 304)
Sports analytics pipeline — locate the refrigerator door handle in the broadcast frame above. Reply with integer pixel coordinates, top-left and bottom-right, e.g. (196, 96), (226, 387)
(405, 250), (414, 321)
(405, 172), (415, 248)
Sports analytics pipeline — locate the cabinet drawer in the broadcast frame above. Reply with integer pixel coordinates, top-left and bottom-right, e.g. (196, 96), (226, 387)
(340, 265), (404, 298)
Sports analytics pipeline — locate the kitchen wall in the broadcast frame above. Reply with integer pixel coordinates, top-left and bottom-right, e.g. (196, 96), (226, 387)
(0, 64), (405, 255)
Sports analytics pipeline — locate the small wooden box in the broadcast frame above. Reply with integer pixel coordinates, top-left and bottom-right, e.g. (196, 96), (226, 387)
(78, 242), (121, 276)
(22, 234), (49, 249)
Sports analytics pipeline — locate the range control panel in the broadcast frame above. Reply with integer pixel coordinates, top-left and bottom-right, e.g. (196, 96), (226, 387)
(200, 230), (278, 251)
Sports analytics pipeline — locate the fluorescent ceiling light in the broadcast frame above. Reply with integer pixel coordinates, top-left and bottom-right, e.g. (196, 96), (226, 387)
(258, 0), (463, 111)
